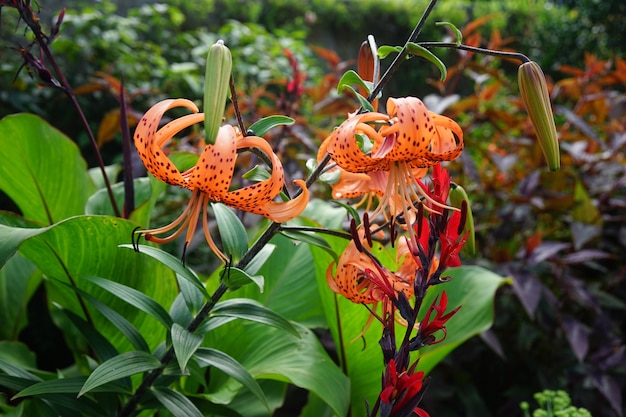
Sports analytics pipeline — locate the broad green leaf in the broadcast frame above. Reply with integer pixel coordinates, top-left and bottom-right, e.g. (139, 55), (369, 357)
(0, 358), (41, 381)
(336, 70), (373, 96)
(0, 223), (50, 268)
(56, 306), (119, 362)
(227, 380), (287, 417)
(377, 45), (403, 59)
(212, 203), (248, 262)
(194, 347), (270, 411)
(171, 323), (203, 372)
(416, 266), (511, 374)
(80, 292), (150, 352)
(18, 217), (177, 353)
(213, 233), (325, 328)
(220, 266), (264, 292)
(119, 244), (208, 298)
(88, 164), (121, 191)
(203, 322), (349, 417)
(279, 229), (339, 264)
(203, 298), (298, 336)
(0, 113), (95, 224)
(79, 351), (161, 396)
(0, 253), (42, 339)
(81, 275), (173, 330)
(242, 243), (275, 276)
(436, 21), (463, 45)
(152, 386), (204, 417)
(0, 341), (37, 370)
(406, 42), (448, 81)
(0, 374), (36, 392)
(13, 377), (130, 399)
(247, 115), (295, 137)
(85, 177), (153, 225)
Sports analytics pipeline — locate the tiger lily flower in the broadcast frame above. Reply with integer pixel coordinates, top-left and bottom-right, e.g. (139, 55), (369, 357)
(320, 97), (463, 225)
(326, 225), (419, 333)
(133, 98), (309, 262)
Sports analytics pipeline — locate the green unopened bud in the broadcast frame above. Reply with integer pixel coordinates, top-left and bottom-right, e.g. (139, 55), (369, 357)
(518, 61), (560, 171)
(450, 183), (475, 255)
(204, 40), (232, 145)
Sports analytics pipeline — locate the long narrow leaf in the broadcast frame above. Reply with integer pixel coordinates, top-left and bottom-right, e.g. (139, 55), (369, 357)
(81, 275), (173, 329)
(13, 377), (130, 399)
(81, 292), (151, 352)
(247, 115), (295, 137)
(78, 351), (161, 397)
(209, 298), (298, 337)
(194, 348), (269, 411)
(0, 359), (40, 381)
(118, 244), (208, 298)
(171, 323), (203, 372)
(55, 306), (119, 362)
(152, 386), (204, 417)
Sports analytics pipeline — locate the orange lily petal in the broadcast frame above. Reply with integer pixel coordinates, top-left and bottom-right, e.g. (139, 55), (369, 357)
(325, 111), (390, 173)
(187, 125), (237, 199)
(221, 134), (285, 212)
(134, 98), (203, 187)
(259, 179), (309, 223)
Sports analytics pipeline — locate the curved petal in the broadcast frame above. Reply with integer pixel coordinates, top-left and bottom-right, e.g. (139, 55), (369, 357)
(190, 125), (237, 199)
(220, 134), (286, 214)
(382, 97), (436, 163)
(258, 179), (310, 223)
(384, 97), (463, 168)
(134, 98), (202, 187)
(325, 111), (389, 173)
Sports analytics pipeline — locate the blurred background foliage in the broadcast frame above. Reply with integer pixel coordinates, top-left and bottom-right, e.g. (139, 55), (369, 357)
(1, 0), (624, 416)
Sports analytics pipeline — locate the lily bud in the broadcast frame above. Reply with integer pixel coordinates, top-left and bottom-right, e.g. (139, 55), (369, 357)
(449, 183), (475, 255)
(204, 40), (232, 145)
(518, 61), (560, 171)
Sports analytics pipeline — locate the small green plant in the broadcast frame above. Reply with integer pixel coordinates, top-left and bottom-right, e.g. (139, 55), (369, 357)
(521, 390), (593, 417)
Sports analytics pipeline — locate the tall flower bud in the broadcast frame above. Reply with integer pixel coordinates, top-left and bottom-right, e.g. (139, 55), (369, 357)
(518, 61), (560, 171)
(204, 40), (232, 145)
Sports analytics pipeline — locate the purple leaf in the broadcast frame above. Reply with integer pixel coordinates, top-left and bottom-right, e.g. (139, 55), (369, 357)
(570, 222), (602, 251)
(589, 372), (624, 417)
(562, 315), (590, 362)
(480, 329), (505, 359)
(510, 267), (543, 319)
(528, 241), (570, 264)
(563, 249), (614, 264)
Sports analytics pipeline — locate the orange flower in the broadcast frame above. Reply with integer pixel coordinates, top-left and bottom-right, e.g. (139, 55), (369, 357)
(320, 97), (463, 222)
(326, 226), (418, 330)
(134, 98), (308, 262)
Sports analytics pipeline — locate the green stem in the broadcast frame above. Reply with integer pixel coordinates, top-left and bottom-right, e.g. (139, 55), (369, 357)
(368, 0), (440, 101)
(419, 41), (530, 63)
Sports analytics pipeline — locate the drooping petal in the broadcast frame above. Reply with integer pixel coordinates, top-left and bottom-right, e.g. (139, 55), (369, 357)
(259, 180), (310, 223)
(188, 124), (238, 199)
(134, 98), (203, 188)
(325, 111), (390, 173)
(221, 134), (285, 213)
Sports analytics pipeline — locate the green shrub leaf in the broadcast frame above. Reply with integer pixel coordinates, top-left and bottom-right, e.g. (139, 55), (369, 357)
(0, 114), (95, 225)
(212, 203), (248, 262)
(171, 323), (203, 372)
(79, 351), (161, 397)
(195, 348), (270, 411)
(247, 115), (295, 137)
(152, 386), (204, 417)
(205, 298), (298, 336)
(82, 275), (173, 330)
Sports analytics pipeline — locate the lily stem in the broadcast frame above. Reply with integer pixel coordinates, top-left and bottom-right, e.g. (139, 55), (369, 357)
(419, 41), (530, 63)
(368, 0), (440, 102)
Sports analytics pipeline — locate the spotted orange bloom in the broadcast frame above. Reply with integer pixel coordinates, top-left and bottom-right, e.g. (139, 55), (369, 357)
(320, 97), (463, 222)
(326, 227), (418, 331)
(134, 98), (309, 262)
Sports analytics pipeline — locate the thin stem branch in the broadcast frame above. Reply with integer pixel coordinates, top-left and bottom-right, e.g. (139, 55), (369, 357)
(419, 41), (530, 63)
(17, 5), (122, 217)
(368, 0), (440, 101)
